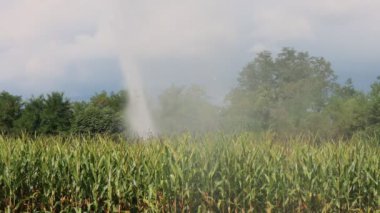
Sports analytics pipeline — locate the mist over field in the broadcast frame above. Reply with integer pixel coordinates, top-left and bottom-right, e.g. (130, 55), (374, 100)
(0, 1), (380, 211)
(1, 1), (379, 96)
(1, 0), (380, 136)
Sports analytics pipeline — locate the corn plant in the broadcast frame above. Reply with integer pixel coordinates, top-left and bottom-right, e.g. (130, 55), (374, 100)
(0, 133), (378, 212)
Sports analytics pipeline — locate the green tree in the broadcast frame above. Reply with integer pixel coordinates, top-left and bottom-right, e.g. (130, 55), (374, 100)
(71, 90), (127, 135)
(15, 96), (45, 134)
(71, 105), (122, 135)
(365, 77), (380, 133)
(0, 91), (22, 134)
(39, 92), (73, 134)
(225, 48), (337, 134)
(155, 85), (220, 134)
(90, 90), (127, 112)
(325, 79), (367, 137)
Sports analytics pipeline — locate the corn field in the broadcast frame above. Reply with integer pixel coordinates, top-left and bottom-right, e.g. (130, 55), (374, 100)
(0, 133), (379, 212)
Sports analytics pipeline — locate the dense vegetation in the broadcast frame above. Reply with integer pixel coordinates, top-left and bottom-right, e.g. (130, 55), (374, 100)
(0, 48), (379, 211)
(1, 48), (379, 137)
(0, 91), (127, 136)
(0, 133), (379, 212)
(223, 48), (380, 137)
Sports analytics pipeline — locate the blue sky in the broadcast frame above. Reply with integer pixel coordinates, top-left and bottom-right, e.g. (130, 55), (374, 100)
(0, 0), (379, 103)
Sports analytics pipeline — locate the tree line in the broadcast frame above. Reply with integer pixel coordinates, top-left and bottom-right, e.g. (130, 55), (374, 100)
(1, 48), (379, 137)
(155, 48), (380, 137)
(0, 91), (127, 136)
(223, 48), (380, 137)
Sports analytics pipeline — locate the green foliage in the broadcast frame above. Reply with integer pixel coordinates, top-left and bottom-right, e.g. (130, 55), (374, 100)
(364, 77), (380, 134)
(0, 133), (378, 211)
(71, 91), (126, 135)
(14, 96), (45, 134)
(0, 91), (22, 134)
(225, 48), (337, 134)
(0, 90), (127, 136)
(0, 48), (378, 138)
(39, 92), (73, 134)
(90, 90), (127, 112)
(72, 104), (122, 135)
(155, 85), (220, 134)
(324, 79), (368, 137)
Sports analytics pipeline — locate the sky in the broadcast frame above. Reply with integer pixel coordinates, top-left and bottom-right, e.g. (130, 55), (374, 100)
(0, 0), (379, 103)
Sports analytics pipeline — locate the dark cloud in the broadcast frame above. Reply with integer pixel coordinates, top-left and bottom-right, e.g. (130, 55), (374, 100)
(0, 0), (379, 101)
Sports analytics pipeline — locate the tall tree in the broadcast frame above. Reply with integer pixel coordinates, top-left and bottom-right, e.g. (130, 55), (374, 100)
(0, 91), (22, 134)
(15, 96), (45, 134)
(225, 48), (337, 134)
(71, 90), (127, 135)
(155, 85), (220, 134)
(71, 105), (122, 135)
(40, 92), (73, 134)
(366, 77), (380, 132)
(90, 90), (127, 112)
(325, 79), (367, 137)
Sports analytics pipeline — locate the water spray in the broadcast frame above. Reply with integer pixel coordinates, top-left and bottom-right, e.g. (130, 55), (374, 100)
(120, 58), (157, 138)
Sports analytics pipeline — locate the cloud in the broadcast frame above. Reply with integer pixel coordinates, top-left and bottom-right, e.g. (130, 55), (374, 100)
(0, 0), (117, 95)
(0, 0), (244, 95)
(0, 0), (379, 98)
(112, 0), (244, 58)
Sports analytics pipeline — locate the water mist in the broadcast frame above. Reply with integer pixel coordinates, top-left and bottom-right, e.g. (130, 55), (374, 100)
(111, 0), (230, 137)
(111, 1), (158, 138)
(120, 58), (156, 137)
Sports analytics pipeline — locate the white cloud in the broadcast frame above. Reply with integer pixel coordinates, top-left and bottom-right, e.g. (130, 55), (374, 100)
(0, 0), (116, 93)
(112, 0), (241, 58)
(0, 0), (379, 96)
(0, 0), (242, 94)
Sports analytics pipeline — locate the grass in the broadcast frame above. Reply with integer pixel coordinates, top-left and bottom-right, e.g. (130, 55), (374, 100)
(0, 132), (379, 212)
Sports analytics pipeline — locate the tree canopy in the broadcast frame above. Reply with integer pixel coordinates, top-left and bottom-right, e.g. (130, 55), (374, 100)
(223, 48), (380, 137)
(0, 48), (379, 138)
(225, 48), (337, 134)
(0, 91), (127, 136)
(154, 85), (220, 134)
(0, 91), (22, 134)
